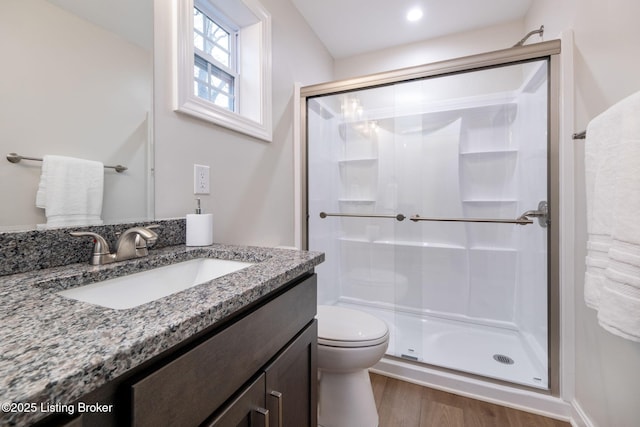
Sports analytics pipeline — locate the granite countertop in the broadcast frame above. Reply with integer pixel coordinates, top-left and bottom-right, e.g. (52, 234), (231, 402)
(0, 244), (324, 426)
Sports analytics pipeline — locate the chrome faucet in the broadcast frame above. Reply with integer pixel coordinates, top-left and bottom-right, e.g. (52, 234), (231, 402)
(114, 226), (159, 260)
(71, 225), (160, 265)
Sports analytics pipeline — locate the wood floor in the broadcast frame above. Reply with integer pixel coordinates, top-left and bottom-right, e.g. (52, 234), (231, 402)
(370, 373), (570, 427)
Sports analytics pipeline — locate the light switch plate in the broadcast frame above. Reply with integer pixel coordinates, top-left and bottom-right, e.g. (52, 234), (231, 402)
(194, 164), (210, 194)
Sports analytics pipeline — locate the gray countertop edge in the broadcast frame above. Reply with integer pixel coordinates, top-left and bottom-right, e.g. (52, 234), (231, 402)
(0, 244), (324, 426)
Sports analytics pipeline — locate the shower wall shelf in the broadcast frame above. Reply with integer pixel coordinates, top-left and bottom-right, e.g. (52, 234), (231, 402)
(338, 237), (466, 250)
(337, 158), (378, 163)
(337, 199), (376, 203)
(372, 240), (467, 250)
(337, 237), (372, 244)
(470, 246), (518, 252)
(459, 149), (519, 156)
(462, 199), (518, 202)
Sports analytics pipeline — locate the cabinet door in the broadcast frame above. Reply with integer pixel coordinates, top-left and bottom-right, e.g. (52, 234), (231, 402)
(204, 374), (269, 427)
(264, 320), (317, 427)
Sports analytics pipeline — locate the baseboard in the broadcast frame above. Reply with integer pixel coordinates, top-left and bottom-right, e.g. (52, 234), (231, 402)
(570, 399), (595, 427)
(372, 356), (573, 423)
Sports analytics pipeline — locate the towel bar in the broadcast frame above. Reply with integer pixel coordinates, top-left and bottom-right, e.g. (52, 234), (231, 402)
(6, 153), (127, 173)
(408, 215), (533, 225)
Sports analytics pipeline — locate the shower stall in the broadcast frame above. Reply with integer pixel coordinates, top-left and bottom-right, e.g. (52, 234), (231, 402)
(302, 41), (560, 391)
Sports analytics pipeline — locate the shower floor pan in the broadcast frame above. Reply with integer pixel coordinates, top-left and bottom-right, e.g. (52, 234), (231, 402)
(337, 301), (547, 389)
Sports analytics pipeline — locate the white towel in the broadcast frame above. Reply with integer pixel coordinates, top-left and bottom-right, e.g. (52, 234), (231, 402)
(36, 155), (104, 228)
(584, 90), (640, 342)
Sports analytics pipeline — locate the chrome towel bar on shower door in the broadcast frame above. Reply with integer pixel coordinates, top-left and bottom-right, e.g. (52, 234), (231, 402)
(408, 215), (532, 225)
(318, 201), (549, 227)
(410, 201), (551, 226)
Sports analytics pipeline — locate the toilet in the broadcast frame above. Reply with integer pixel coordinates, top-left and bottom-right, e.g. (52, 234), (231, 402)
(316, 305), (390, 427)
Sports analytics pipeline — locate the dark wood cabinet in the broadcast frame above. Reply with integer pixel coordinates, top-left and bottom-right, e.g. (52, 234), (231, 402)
(204, 320), (317, 427)
(264, 322), (317, 427)
(37, 273), (317, 427)
(205, 374), (268, 427)
(54, 415), (83, 427)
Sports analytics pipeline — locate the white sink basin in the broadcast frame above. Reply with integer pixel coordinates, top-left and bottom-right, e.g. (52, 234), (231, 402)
(57, 258), (253, 310)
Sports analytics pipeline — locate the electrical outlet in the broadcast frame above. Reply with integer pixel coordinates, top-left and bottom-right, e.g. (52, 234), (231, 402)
(194, 164), (210, 194)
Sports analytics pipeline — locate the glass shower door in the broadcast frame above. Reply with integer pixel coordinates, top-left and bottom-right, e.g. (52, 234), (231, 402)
(307, 57), (551, 389)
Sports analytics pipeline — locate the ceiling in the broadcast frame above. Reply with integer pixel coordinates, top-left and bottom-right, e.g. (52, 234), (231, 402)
(291, 0), (533, 59)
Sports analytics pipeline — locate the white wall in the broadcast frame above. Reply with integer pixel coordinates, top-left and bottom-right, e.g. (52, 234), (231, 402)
(333, 20), (525, 80)
(527, 1), (640, 426)
(152, 0), (333, 247)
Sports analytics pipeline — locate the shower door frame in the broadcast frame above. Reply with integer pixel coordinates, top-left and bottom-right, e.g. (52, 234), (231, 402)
(300, 40), (561, 395)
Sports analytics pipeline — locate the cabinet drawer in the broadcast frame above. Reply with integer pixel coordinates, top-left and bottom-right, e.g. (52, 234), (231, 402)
(131, 274), (316, 427)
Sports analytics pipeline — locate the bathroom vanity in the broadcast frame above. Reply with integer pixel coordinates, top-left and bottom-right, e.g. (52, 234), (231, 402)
(0, 235), (323, 427)
(63, 272), (316, 427)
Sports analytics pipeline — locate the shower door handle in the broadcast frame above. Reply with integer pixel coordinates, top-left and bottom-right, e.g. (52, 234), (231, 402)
(319, 212), (406, 221)
(516, 201), (549, 227)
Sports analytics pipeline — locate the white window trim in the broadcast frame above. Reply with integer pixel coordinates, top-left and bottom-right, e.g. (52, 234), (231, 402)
(173, 0), (272, 142)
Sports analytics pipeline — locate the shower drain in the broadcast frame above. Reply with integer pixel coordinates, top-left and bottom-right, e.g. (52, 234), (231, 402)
(493, 354), (515, 365)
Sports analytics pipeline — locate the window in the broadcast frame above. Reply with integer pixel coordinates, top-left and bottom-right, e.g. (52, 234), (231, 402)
(173, 0), (272, 141)
(193, 5), (237, 111)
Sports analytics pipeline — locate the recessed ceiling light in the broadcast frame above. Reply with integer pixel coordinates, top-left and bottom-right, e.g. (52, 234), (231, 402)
(406, 7), (423, 22)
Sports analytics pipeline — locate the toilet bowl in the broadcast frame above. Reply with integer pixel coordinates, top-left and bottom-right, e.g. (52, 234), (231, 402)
(317, 305), (389, 427)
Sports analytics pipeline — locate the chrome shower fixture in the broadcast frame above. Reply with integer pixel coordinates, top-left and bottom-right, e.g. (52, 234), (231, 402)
(513, 25), (544, 47)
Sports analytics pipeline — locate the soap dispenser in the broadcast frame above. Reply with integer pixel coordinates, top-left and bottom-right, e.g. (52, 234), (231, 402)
(186, 198), (213, 246)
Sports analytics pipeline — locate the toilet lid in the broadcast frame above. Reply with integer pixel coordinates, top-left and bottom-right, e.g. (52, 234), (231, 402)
(317, 305), (389, 348)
